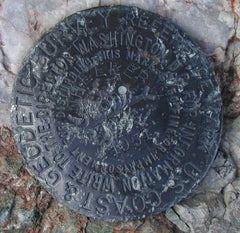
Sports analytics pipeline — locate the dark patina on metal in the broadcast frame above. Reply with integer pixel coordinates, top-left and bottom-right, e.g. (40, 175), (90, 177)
(11, 5), (222, 221)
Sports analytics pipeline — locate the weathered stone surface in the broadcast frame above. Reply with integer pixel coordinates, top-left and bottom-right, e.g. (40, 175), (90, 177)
(86, 219), (142, 233)
(208, 218), (239, 233)
(174, 202), (210, 233)
(192, 152), (236, 194)
(0, 189), (15, 227)
(40, 200), (88, 233)
(175, 192), (226, 228)
(222, 116), (240, 174)
(0, 127), (23, 175)
(224, 178), (240, 225)
(0, 133), (84, 233)
(165, 208), (190, 233)
(86, 214), (180, 233)
(0, 0), (240, 232)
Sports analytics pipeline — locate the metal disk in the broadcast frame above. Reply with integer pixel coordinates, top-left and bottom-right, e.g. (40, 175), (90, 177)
(11, 5), (222, 221)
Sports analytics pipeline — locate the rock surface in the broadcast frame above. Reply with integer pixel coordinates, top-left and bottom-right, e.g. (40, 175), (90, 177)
(0, 0), (240, 232)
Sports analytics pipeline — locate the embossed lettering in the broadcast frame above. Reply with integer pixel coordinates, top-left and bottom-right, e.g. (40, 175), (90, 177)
(23, 143), (41, 159)
(16, 111), (33, 125)
(19, 65), (37, 88)
(96, 196), (109, 215)
(73, 38), (89, 55)
(38, 123), (51, 133)
(97, 8), (111, 28)
(19, 128), (36, 143)
(47, 170), (61, 186)
(16, 96), (32, 106)
(138, 14), (149, 29)
(54, 152), (71, 171)
(82, 192), (94, 210)
(146, 191), (161, 207)
(184, 162), (201, 180)
(179, 122), (196, 150)
(32, 156), (51, 175)
(64, 182), (78, 201)
(157, 160), (174, 176)
(132, 195), (145, 212)
(39, 35), (57, 56)
(113, 196), (128, 215)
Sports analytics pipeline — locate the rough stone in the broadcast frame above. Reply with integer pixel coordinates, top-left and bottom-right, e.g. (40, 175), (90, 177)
(208, 218), (239, 233)
(192, 152), (236, 194)
(224, 178), (240, 227)
(86, 219), (142, 233)
(222, 116), (240, 175)
(135, 217), (176, 233)
(0, 189), (15, 227)
(0, 127), (23, 176)
(173, 192), (227, 233)
(40, 201), (88, 233)
(236, 21), (240, 39)
(9, 195), (37, 230)
(165, 208), (190, 233)
(0, 17), (33, 74)
(86, 214), (178, 233)
(0, 127), (50, 232)
(1, 0), (30, 35)
(0, 169), (39, 231)
(174, 202), (209, 233)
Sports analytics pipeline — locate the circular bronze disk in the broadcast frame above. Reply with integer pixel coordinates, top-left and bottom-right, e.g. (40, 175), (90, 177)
(11, 5), (222, 221)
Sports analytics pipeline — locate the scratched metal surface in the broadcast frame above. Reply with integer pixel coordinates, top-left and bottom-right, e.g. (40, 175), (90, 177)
(10, 5), (222, 221)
